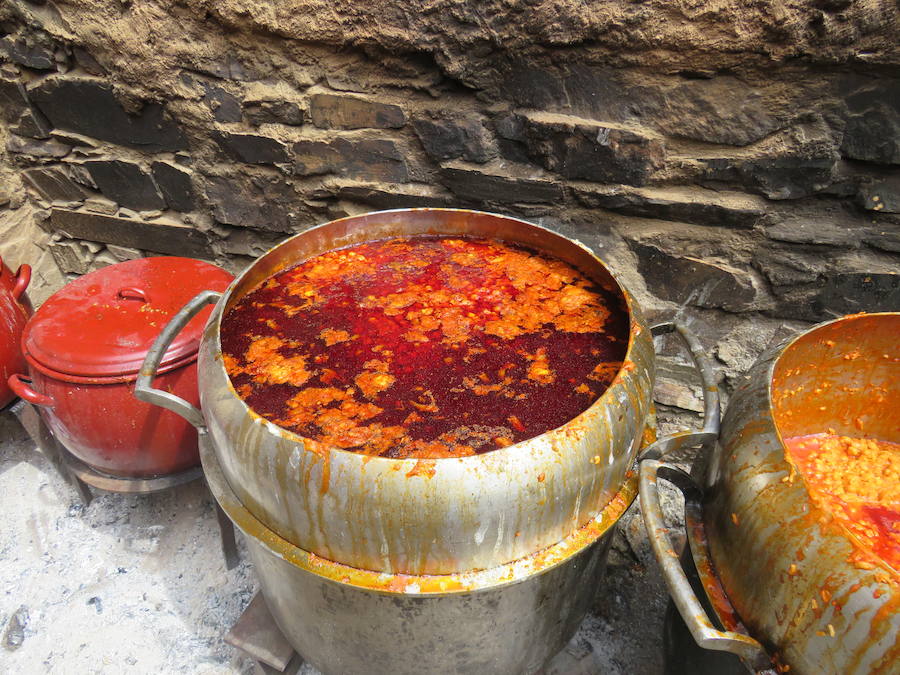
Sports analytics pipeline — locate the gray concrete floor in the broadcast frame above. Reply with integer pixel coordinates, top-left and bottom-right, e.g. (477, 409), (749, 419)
(0, 407), (689, 674)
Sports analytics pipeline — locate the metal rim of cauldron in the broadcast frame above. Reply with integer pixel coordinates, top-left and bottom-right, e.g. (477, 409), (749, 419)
(641, 312), (900, 675)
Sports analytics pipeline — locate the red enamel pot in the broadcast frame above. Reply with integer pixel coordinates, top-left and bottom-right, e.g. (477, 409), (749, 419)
(0, 257), (32, 408)
(8, 257), (232, 477)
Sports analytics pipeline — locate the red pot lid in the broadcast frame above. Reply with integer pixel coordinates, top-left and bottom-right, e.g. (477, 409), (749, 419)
(23, 257), (233, 378)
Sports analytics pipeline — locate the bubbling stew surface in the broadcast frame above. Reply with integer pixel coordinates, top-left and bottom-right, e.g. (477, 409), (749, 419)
(220, 236), (629, 459)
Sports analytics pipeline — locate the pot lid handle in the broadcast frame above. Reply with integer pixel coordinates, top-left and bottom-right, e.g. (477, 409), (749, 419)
(134, 289), (221, 430)
(639, 461), (778, 673)
(13, 264), (31, 301)
(118, 286), (149, 302)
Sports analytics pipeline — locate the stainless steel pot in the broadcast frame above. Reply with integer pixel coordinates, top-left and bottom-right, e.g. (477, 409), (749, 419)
(142, 208), (662, 576)
(641, 313), (900, 674)
(136, 208), (721, 673)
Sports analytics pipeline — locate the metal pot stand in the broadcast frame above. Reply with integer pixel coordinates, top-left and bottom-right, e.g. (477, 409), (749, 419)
(5, 397), (239, 570)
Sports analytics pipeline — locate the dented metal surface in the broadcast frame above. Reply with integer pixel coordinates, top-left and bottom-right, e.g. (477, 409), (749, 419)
(647, 312), (899, 674)
(196, 209), (656, 574)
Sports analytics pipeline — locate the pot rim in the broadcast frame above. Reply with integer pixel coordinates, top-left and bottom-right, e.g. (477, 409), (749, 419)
(200, 429), (637, 596)
(23, 350), (198, 385)
(208, 207), (647, 465)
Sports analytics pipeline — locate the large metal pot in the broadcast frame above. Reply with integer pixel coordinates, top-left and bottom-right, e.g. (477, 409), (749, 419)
(0, 258), (31, 408)
(9, 257), (233, 477)
(141, 209), (665, 575)
(137, 209), (721, 673)
(641, 313), (900, 674)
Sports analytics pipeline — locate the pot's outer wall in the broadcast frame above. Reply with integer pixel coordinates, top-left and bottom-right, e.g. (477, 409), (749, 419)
(706, 313), (900, 674)
(197, 209), (654, 575)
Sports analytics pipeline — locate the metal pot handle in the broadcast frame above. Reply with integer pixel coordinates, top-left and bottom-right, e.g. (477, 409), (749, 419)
(640, 460), (777, 673)
(13, 264), (31, 301)
(134, 289), (221, 431)
(637, 321), (720, 461)
(8, 374), (54, 406)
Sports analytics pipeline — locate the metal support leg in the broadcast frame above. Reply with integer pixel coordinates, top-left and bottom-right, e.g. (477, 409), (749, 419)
(215, 499), (240, 570)
(226, 592), (301, 674)
(10, 399), (93, 505)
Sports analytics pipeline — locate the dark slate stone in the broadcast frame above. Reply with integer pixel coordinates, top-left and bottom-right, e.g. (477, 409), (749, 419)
(293, 138), (409, 182)
(330, 181), (452, 208)
(572, 185), (766, 229)
(151, 161), (196, 212)
(22, 167), (87, 202)
(84, 160), (166, 210)
(752, 247), (822, 288)
(840, 84), (900, 165)
(244, 100), (305, 127)
(309, 94), (405, 130)
(48, 208), (211, 257)
(192, 55), (256, 82)
(30, 77), (187, 152)
(0, 78), (29, 123)
(628, 240), (760, 311)
(765, 216), (865, 247)
(1, 37), (55, 70)
(517, 112), (665, 187)
(204, 174), (297, 232)
(212, 131), (290, 165)
(858, 173), (900, 213)
(72, 48), (106, 76)
(6, 135), (70, 157)
(703, 154), (836, 200)
(412, 117), (494, 163)
(204, 85), (242, 123)
(12, 107), (52, 139)
(817, 273), (900, 316)
(440, 164), (563, 204)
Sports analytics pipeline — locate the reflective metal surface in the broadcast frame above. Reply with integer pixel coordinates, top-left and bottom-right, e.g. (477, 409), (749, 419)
(196, 208), (657, 574)
(643, 312), (900, 674)
(200, 429), (635, 675)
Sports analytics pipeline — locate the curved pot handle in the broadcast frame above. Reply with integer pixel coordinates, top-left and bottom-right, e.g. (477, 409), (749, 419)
(8, 374), (54, 407)
(639, 460), (777, 673)
(13, 264), (31, 301)
(637, 321), (720, 461)
(134, 289), (221, 431)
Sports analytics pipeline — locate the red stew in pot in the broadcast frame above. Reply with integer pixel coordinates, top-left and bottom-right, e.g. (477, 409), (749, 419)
(220, 236), (628, 459)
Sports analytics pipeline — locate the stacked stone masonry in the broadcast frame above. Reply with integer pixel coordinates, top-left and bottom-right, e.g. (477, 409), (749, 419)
(1, 0), (899, 398)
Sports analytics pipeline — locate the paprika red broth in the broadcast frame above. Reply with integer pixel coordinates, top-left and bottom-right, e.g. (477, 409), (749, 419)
(220, 236), (629, 459)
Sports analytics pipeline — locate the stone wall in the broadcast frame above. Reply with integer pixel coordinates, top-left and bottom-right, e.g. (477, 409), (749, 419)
(1, 0), (899, 404)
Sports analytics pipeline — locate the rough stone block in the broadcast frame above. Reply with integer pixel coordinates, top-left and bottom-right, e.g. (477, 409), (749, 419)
(201, 83), (242, 123)
(701, 122), (838, 199)
(293, 138), (409, 182)
(1, 37), (55, 70)
(204, 174), (298, 232)
(72, 47), (105, 76)
(309, 93), (405, 130)
(515, 112), (665, 186)
(817, 272), (900, 316)
(326, 180), (452, 208)
(412, 116), (494, 163)
(105, 244), (144, 261)
(840, 83), (900, 165)
(212, 130), (290, 165)
(244, 100), (304, 127)
(48, 209), (211, 257)
(0, 77), (30, 123)
(858, 173), (900, 213)
(6, 135), (70, 158)
(30, 76), (187, 152)
(628, 240), (761, 311)
(84, 160), (166, 211)
(84, 197), (118, 215)
(766, 216), (867, 247)
(572, 184), (766, 229)
(151, 161), (196, 212)
(440, 161), (564, 204)
(48, 239), (94, 275)
(22, 167), (87, 202)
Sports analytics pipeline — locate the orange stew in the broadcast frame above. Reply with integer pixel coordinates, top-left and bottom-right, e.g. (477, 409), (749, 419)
(785, 434), (900, 572)
(220, 236), (628, 459)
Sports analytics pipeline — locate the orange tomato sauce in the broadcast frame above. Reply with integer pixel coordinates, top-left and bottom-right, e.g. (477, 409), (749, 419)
(785, 434), (900, 572)
(220, 236), (628, 459)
